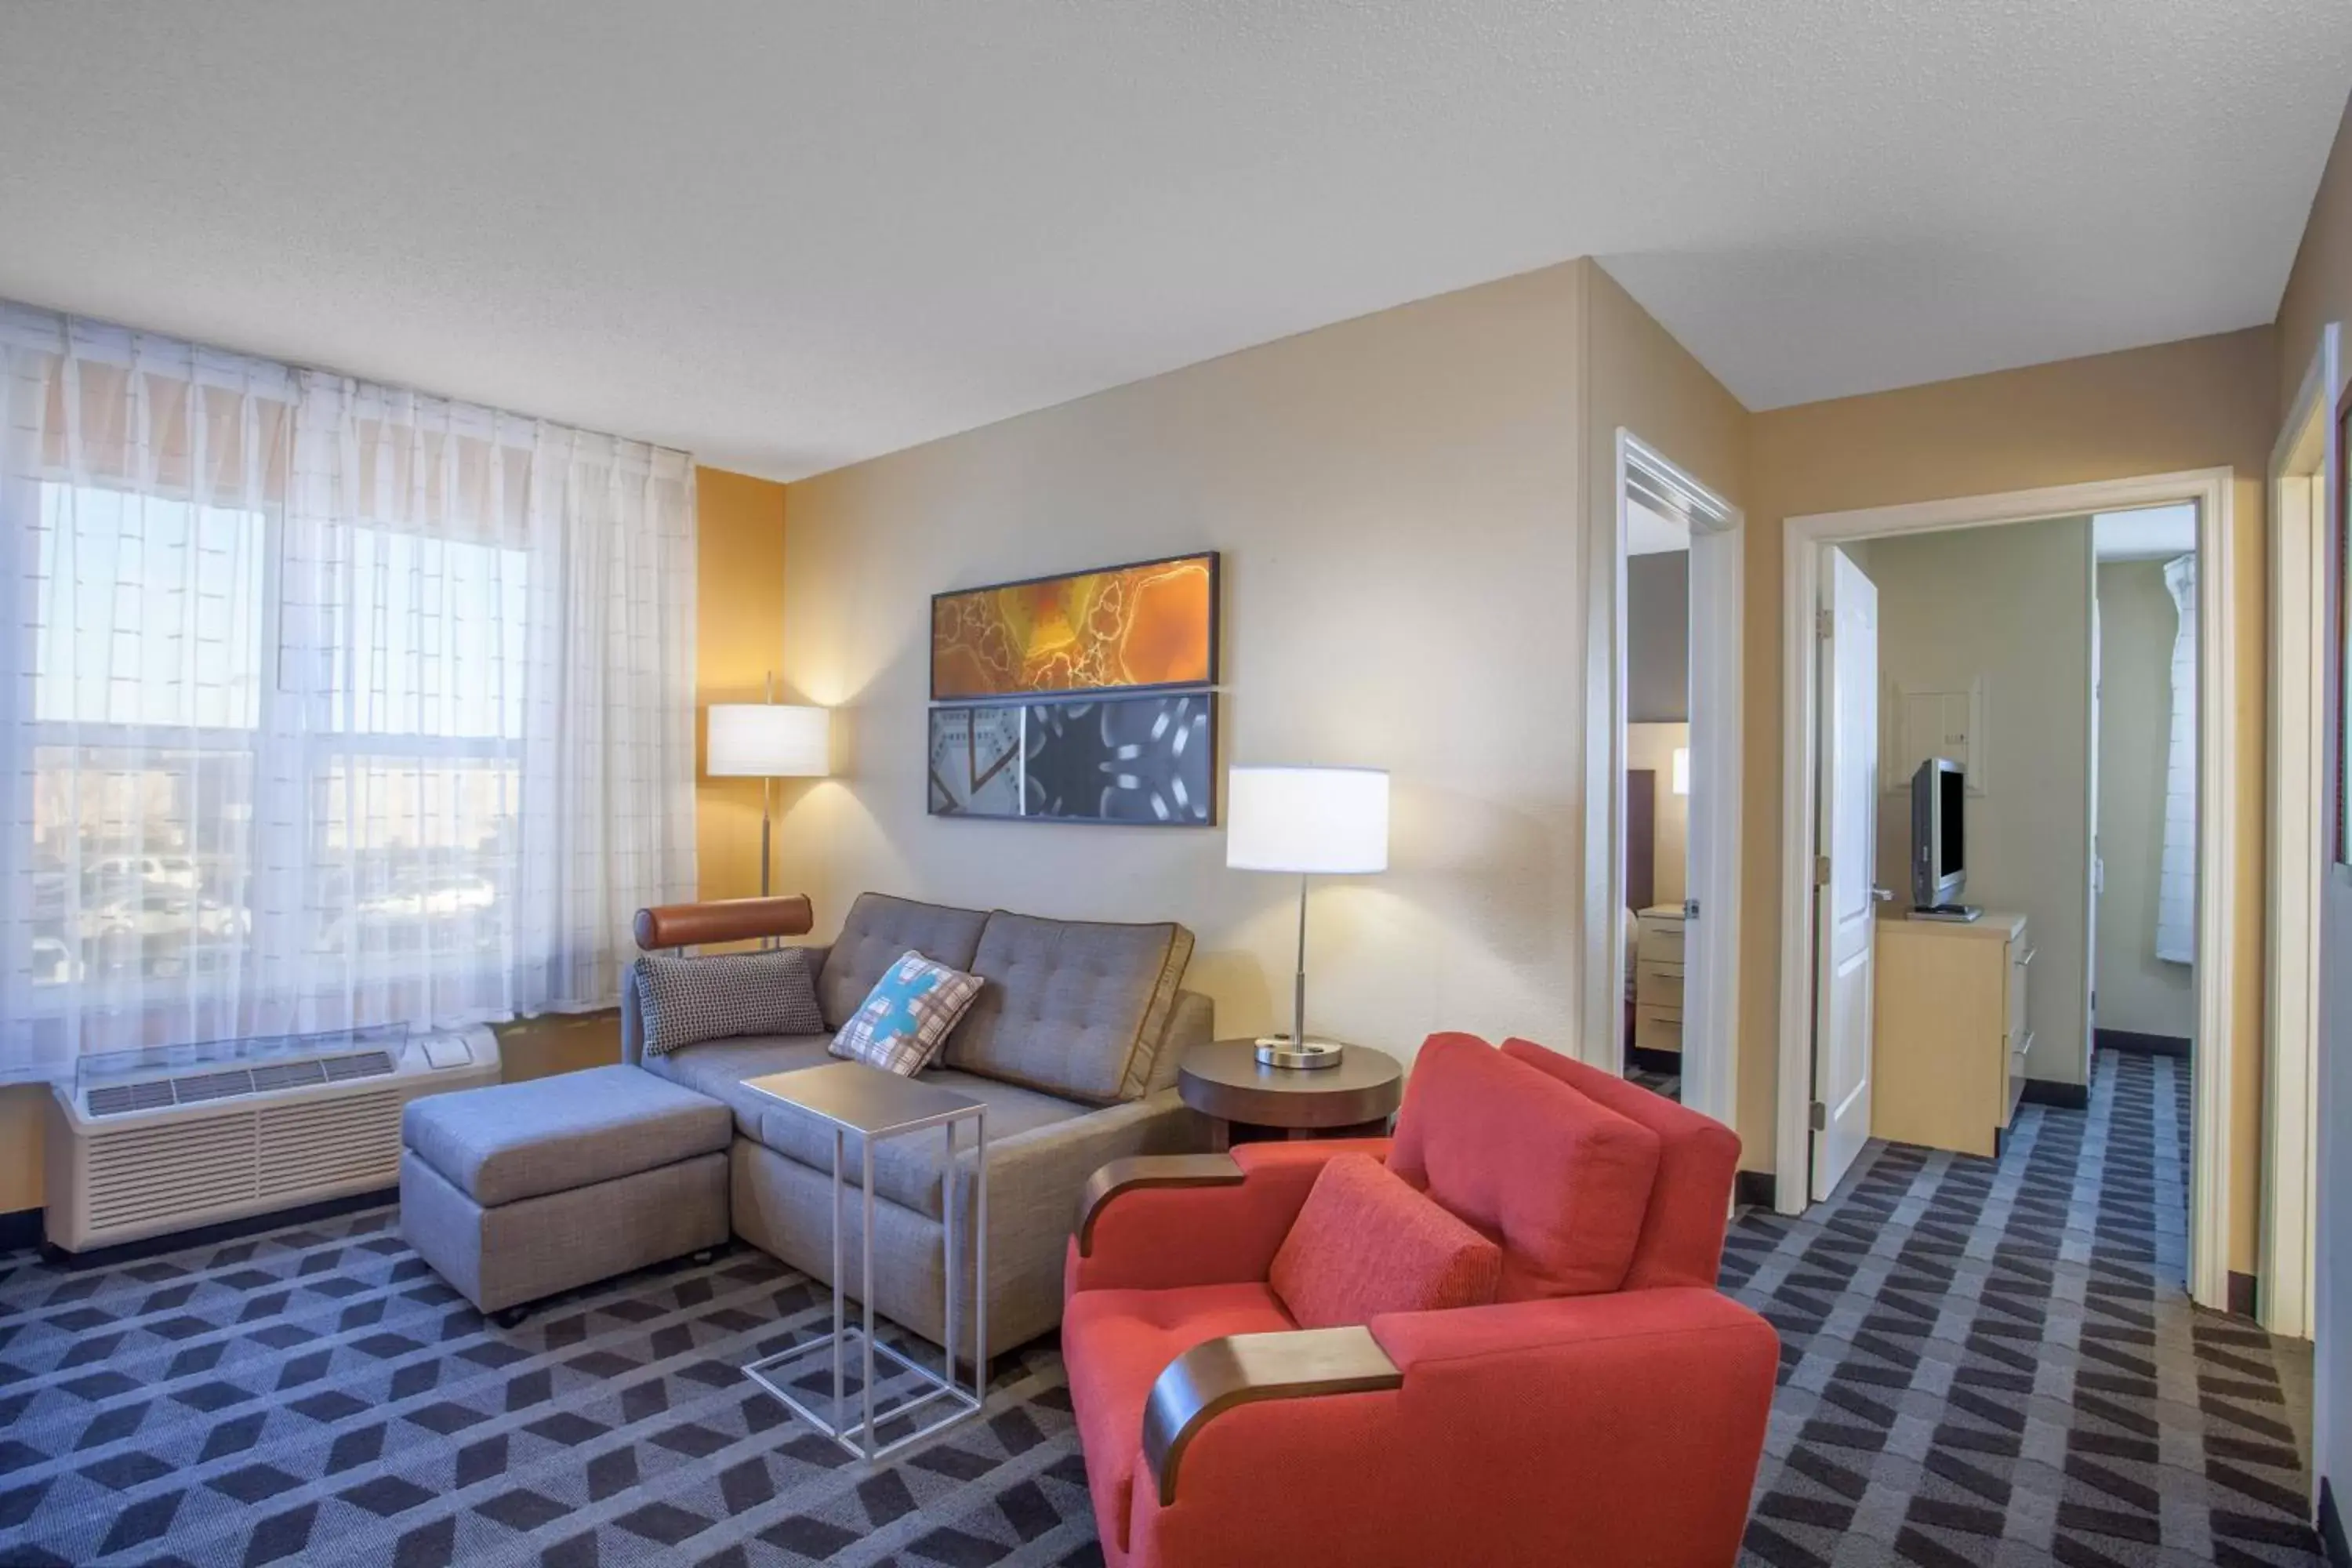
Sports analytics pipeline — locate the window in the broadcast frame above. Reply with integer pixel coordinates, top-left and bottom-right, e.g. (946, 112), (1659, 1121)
(1, 304), (698, 1080)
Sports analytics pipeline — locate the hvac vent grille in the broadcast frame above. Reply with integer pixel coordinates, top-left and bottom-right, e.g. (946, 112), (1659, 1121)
(83, 1048), (398, 1116)
(324, 1050), (394, 1083)
(85, 1113), (260, 1231)
(257, 1090), (401, 1198)
(172, 1068), (254, 1104)
(86, 1080), (176, 1118)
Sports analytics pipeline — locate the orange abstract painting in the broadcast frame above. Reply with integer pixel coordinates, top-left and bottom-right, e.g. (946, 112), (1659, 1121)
(931, 552), (1218, 700)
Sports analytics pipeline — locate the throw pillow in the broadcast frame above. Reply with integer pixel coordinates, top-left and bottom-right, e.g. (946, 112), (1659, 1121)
(1269, 1153), (1502, 1330)
(829, 949), (986, 1076)
(633, 946), (826, 1058)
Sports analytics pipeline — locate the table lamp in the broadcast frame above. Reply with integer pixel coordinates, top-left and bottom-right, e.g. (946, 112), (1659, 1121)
(707, 679), (830, 898)
(1225, 764), (1390, 1069)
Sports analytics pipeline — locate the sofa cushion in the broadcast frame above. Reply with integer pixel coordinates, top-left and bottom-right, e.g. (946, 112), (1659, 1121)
(1269, 1154), (1501, 1330)
(400, 1064), (731, 1207)
(748, 1066), (1087, 1218)
(640, 1033), (834, 1141)
(632, 946), (823, 1058)
(1500, 1037), (1741, 1290)
(816, 894), (990, 1030)
(1388, 1033), (1662, 1301)
(1063, 1281), (1297, 1554)
(829, 950), (985, 1076)
(945, 911), (1195, 1104)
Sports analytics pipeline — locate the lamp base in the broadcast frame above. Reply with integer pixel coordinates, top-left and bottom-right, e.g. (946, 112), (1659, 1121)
(1254, 1036), (1345, 1071)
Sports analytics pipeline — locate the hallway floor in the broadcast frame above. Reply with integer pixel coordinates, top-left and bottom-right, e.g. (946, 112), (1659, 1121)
(1726, 1049), (2322, 1566)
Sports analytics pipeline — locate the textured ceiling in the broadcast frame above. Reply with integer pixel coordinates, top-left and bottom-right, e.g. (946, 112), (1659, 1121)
(2, 2), (2345, 479)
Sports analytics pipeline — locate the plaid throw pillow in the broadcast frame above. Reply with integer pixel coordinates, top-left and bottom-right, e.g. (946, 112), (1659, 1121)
(634, 947), (825, 1058)
(829, 949), (985, 1076)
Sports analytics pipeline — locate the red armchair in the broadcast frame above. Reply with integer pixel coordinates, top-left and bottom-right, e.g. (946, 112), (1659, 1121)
(1062, 1033), (1777, 1568)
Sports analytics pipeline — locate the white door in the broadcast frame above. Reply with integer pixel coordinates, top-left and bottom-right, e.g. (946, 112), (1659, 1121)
(1683, 519), (1740, 1127)
(1813, 546), (1880, 1200)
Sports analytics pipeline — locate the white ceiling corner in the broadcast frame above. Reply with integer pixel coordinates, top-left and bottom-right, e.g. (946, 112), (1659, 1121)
(2, 2), (2345, 479)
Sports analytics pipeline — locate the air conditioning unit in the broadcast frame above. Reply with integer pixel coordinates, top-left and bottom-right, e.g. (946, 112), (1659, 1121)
(43, 1026), (502, 1253)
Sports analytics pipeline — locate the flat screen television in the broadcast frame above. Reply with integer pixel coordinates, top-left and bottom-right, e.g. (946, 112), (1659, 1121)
(1909, 757), (1968, 912)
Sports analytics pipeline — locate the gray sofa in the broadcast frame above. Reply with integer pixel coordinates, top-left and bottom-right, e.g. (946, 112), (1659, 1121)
(622, 892), (1215, 1357)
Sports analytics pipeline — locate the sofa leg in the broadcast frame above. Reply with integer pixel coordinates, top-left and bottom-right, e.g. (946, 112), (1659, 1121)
(493, 1304), (534, 1330)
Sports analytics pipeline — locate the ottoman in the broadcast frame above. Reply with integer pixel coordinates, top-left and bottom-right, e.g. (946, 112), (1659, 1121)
(401, 1063), (732, 1315)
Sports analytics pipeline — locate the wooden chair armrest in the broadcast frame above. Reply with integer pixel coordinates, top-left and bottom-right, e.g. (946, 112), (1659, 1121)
(1141, 1327), (1403, 1506)
(1075, 1153), (1243, 1255)
(633, 895), (813, 950)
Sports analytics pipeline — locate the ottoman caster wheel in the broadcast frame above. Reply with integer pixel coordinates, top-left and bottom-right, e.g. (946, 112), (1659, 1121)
(492, 1305), (533, 1330)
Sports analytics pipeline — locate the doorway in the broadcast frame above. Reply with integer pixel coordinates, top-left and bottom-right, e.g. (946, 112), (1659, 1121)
(1595, 433), (1740, 1127)
(1775, 469), (2238, 1312)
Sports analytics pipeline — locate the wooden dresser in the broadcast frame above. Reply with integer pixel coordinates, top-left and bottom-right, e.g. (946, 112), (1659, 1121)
(1871, 910), (2031, 1158)
(1634, 904), (1686, 1058)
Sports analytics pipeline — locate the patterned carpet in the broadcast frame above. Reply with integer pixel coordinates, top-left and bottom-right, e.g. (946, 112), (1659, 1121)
(1730, 1050), (2324, 1566)
(0, 1048), (2322, 1566)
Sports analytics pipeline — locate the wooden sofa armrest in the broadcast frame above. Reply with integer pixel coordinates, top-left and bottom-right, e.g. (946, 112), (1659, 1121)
(1142, 1328), (1403, 1507)
(633, 895), (813, 950)
(1075, 1154), (1244, 1255)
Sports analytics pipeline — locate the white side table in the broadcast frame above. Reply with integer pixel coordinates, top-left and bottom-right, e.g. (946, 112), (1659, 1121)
(739, 1061), (988, 1461)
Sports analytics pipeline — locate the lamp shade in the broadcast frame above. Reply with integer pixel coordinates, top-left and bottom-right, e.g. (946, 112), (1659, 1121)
(707, 703), (830, 777)
(1225, 766), (1389, 874)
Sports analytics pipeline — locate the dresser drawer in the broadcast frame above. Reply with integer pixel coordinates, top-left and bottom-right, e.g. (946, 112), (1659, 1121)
(1636, 919), (1686, 967)
(1637, 966), (1684, 1014)
(1634, 1007), (1683, 1056)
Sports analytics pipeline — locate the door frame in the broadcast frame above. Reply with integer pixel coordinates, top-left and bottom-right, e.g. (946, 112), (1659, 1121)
(1775, 467), (2237, 1312)
(2263, 325), (2336, 1339)
(1589, 429), (1742, 1128)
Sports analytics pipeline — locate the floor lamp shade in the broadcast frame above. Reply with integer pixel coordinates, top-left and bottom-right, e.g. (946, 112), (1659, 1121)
(1225, 766), (1389, 873)
(708, 704), (830, 778)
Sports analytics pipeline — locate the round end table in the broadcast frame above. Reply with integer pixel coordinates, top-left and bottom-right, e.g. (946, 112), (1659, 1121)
(1176, 1038), (1404, 1150)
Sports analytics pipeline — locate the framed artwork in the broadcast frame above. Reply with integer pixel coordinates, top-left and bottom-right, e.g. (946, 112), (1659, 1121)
(927, 693), (1214, 826)
(930, 551), (1218, 702)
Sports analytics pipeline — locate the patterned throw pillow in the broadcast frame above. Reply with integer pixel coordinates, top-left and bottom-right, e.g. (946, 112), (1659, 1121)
(633, 947), (825, 1058)
(828, 949), (985, 1076)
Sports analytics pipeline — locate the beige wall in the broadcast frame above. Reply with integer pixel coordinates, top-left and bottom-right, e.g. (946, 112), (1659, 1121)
(2277, 90), (2352, 416)
(2278, 85), (2350, 1504)
(779, 263), (1592, 1062)
(1854, 517), (2096, 1083)
(1578, 260), (1751, 1065)
(2094, 560), (2198, 1041)
(1627, 721), (1690, 908)
(1743, 326), (2275, 1270)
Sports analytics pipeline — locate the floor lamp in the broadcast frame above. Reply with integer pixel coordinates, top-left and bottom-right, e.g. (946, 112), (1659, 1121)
(706, 685), (831, 901)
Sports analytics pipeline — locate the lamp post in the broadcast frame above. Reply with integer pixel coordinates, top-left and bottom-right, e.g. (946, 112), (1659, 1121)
(1225, 765), (1390, 1070)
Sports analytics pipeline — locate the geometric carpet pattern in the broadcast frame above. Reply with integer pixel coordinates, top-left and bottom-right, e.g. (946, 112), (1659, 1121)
(1728, 1049), (2325, 1567)
(0, 1047), (2322, 1566)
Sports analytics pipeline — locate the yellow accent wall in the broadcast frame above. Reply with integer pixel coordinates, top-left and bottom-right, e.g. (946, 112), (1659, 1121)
(0, 464), (787, 1218)
(696, 466), (793, 904)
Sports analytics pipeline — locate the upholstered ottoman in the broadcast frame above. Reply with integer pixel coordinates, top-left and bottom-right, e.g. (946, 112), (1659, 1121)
(401, 1064), (732, 1315)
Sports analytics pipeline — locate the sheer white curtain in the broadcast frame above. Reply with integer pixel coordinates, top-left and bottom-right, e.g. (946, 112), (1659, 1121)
(0, 303), (697, 1080)
(2154, 552), (2196, 964)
